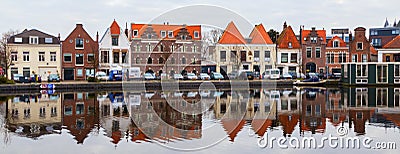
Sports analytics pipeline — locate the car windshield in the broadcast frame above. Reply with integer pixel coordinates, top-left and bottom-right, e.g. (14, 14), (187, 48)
(144, 73), (153, 77)
(200, 73), (208, 76)
(187, 73), (195, 76)
(272, 70), (279, 74)
(49, 74), (58, 77)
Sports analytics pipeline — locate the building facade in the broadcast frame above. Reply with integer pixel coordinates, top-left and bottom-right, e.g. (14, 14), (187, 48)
(349, 27), (377, 63)
(130, 23), (201, 77)
(377, 35), (400, 62)
(369, 19), (400, 49)
(215, 22), (276, 76)
(301, 27), (327, 74)
(326, 36), (349, 74)
(7, 29), (61, 80)
(62, 24), (99, 80)
(99, 20), (130, 74)
(276, 22), (301, 74)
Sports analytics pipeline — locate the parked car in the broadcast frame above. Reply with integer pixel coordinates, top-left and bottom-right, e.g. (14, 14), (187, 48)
(238, 71), (254, 80)
(288, 72), (297, 79)
(187, 73), (198, 80)
(95, 71), (108, 81)
(280, 73), (293, 80)
(210, 72), (224, 80)
(173, 74), (184, 80)
(199, 73), (211, 80)
(48, 74), (60, 82)
(254, 72), (261, 79)
(227, 72), (238, 80)
(263, 69), (280, 80)
(144, 73), (156, 80)
(12, 74), (24, 82)
(29, 74), (41, 83)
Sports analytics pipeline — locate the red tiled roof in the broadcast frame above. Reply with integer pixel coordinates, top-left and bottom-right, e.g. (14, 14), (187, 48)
(251, 119), (273, 137)
(249, 24), (273, 44)
(279, 114), (300, 135)
(370, 46), (378, 55)
(301, 29), (326, 44)
(218, 21), (246, 44)
(382, 114), (400, 127)
(110, 20), (121, 35)
(111, 130), (122, 144)
(131, 23), (201, 40)
(327, 36), (347, 47)
(277, 25), (301, 49)
(221, 119), (246, 142)
(383, 35), (400, 49)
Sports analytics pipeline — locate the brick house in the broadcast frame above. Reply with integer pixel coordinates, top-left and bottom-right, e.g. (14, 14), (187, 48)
(301, 27), (327, 74)
(62, 24), (99, 80)
(129, 23), (201, 77)
(349, 27), (377, 62)
(326, 36), (349, 74)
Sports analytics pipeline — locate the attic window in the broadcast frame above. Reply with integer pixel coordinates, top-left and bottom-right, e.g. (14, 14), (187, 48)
(14, 37), (22, 43)
(311, 37), (317, 43)
(161, 31), (166, 38)
(133, 30), (138, 37)
(194, 31), (199, 38)
(288, 42), (292, 48)
(45, 38), (53, 43)
(168, 31), (173, 38)
(29, 36), (38, 44)
(333, 40), (339, 48)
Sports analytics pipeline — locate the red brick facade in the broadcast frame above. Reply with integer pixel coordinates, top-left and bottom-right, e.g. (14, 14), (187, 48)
(301, 27), (327, 73)
(349, 27), (377, 62)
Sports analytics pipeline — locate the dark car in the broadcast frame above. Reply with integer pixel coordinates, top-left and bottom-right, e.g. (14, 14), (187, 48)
(238, 71), (254, 80)
(48, 74), (60, 82)
(29, 75), (41, 83)
(288, 72), (297, 79)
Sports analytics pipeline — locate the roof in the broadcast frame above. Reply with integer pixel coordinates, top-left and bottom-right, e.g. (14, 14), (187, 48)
(249, 24), (273, 44)
(383, 35), (400, 48)
(279, 114), (300, 135)
(110, 20), (121, 35)
(277, 25), (301, 49)
(326, 36), (347, 47)
(301, 29), (326, 44)
(64, 24), (96, 43)
(370, 46), (378, 55)
(251, 119), (272, 137)
(218, 21), (246, 44)
(221, 119), (245, 142)
(131, 23), (201, 40)
(8, 29), (60, 44)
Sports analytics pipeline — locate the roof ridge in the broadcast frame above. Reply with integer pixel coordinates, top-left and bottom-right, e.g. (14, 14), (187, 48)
(383, 35), (400, 48)
(218, 21), (246, 44)
(249, 24), (273, 44)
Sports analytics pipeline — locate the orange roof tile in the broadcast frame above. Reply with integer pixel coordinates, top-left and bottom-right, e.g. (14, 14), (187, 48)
(251, 119), (273, 137)
(218, 21), (246, 44)
(131, 23), (201, 40)
(383, 35), (400, 49)
(327, 36), (347, 47)
(382, 114), (400, 127)
(279, 114), (300, 135)
(111, 130), (122, 144)
(277, 25), (301, 49)
(301, 29), (326, 44)
(110, 20), (121, 35)
(249, 24), (273, 44)
(221, 119), (246, 142)
(370, 46), (378, 55)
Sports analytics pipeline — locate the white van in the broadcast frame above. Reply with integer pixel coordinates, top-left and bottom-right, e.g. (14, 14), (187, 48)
(128, 67), (141, 80)
(263, 69), (280, 80)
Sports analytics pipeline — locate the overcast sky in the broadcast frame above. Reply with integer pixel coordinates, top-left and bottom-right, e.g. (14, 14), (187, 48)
(1, 0), (399, 39)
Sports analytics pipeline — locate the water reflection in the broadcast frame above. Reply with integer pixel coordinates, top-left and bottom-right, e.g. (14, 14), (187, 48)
(0, 87), (400, 147)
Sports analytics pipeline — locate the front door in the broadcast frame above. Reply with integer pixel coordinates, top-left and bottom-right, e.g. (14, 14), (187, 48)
(64, 68), (74, 80)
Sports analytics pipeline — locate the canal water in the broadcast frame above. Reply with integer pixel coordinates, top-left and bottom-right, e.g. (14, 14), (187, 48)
(0, 87), (399, 153)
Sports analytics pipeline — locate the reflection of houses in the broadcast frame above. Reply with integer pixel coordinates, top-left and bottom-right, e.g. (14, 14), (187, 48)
(129, 23), (201, 76)
(326, 89), (347, 127)
(301, 27), (327, 74)
(62, 92), (99, 144)
(6, 94), (62, 138)
(301, 88), (326, 134)
(278, 89), (301, 137)
(349, 109), (374, 135)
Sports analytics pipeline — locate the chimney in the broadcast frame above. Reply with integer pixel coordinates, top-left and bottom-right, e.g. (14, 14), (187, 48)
(76, 23), (83, 27)
(125, 22), (129, 37)
(283, 22), (287, 29)
(58, 33), (60, 42)
(312, 27), (316, 31)
(96, 31), (99, 43)
(349, 32), (353, 42)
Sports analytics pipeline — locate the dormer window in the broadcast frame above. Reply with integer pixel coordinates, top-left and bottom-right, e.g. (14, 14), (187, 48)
(194, 31), (199, 38)
(45, 38), (53, 43)
(29, 36), (38, 44)
(160, 31), (166, 38)
(112, 37), (118, 46)
(14, 37), (22, 43)
(168, 31), (173, 38)
(147, 34), (152, 39)
(75, 38), (84, 49)
(311, 37), (317, 43)
(333, 40), (339, 48)
(133, 30), (138, 37)
(288, 42), (292, 48)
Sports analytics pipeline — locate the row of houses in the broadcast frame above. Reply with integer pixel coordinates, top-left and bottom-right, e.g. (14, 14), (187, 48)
(5, 19), (400, 80)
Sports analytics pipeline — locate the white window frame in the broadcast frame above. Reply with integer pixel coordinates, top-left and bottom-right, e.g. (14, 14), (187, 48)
(38, 52), (45, 62)
(362, 54), (367, 62)
(14, 37), (22, 43)
(394, 64), (400, 83)
(23, 52), (29, 62)
(168, 31), (173, 38)
(160, 31), (166, 38)
(45, 38), (53, 43)
(11, 52), (18, 61)
(29, 36), (38, 44)
(194, 31), (200, 38)
(315, 47), (321, 58)
(333, 40), (339, 48)
(376, 88), (388, 107)
(75, 38), (84, 49)
(75, 54), (84, 66)
(254, 50), (260, 62)
(64, 53), (72, 62)
(306, 47), (312, 58)
(376, 64), (388, 83)
(50, 52), (56, 61)
(356, 42), (363, 50)
(355, 88), (368, 107)
(264, 50), (271, 62)
(356, 64), (368, 84)
(133, 30), (138, 37)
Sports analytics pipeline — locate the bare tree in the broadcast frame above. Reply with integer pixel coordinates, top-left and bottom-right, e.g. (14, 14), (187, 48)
(0, 30), (18, 78)
(201, 29), (223, 60)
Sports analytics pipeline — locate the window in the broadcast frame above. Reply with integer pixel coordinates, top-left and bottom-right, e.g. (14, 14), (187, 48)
(377, 88), (388, 106)
(23, 67), (30, 77)
(289, 67), (296, 72)
(136, 44), (140, 52)
(290, 53), (297, 63)
(343, 64), (348, 78)
(77, 69), (83, 77)
(357, 42), (363, 50)
(14, 37), (22, 43)
(76, 38), (84, 49)
(220, 51), (226, 62)
(112, 37), (118, 46)
(76, 104), (84, 114)
(352, 55), (358, 62)
(392, 29), (400, 35)
(311, 37), (317, 43)
(169, 57), (175, 64)
(29, 36), (38, 44)
(45, 38), (53, 43)
(23, 52), (29, 62)
(192, 46), (196, 53)
(372, 38), (381, 46)
(370, 30), (378, 36)
(158, 57), (164, 64)
(133, 30), (138, 37)
(76, 54), (84, 65)
(316, 48), (321, 58)
(87, 54), (94, 63)
(356, 64), (367, 77)
(281, 53), (288, 63)
(194, 31), (200, 38)
(339, 53), (346, 63)
(136, 57), (140, 64)
(306, 47), (312, 58)
(254, 51), (260, 62)
(64, 53), (72, 62)
(86, 69), (94, 77)
(122, 52), (127, 63)
(333, 40), (339, 48)
(230, 51), (237, 62)
(395, 64), (400, 77)
(11, 52), (17, 61)
(288, 42), (292, 48)
(356, 88), (368, 107)
(362, 54), (367, 62)
(39, 52), (45, 61)
(147, 44), (152, 52)
(265, 65), (272, 70)
(168, 31), (173, 38)
(264, 50), (270, 62)
(11, 67), (18, 76)
(377, 65), (388, 83)
(147, 57), (152, 64)
(113, 52), (119, 63)
(327, 53), (334, 64)
(160, 31), (166, 38)
(50, 52), (56, 61)
(182, 57), (186, 64)
(101, 51), (109, 63)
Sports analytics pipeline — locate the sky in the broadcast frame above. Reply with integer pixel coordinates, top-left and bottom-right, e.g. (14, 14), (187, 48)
(1, 0), (399, 40)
